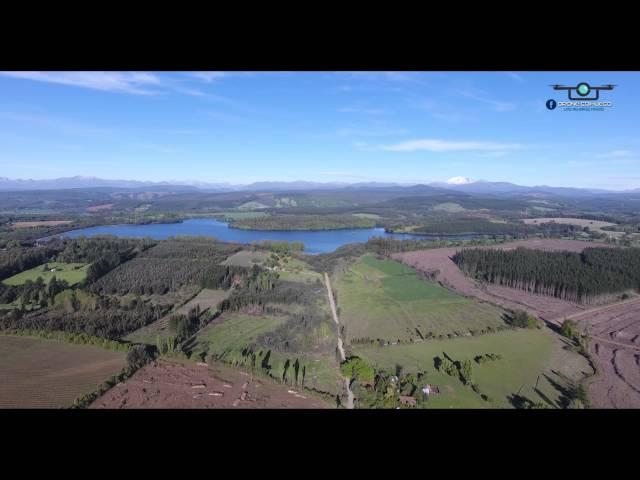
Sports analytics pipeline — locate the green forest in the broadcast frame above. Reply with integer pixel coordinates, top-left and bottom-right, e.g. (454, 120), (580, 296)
(454, 247), (640, 303)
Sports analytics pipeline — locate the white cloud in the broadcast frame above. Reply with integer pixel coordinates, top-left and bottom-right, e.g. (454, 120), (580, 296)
(188, 72), (227, 83)
(599, 149), (632, 158)
(0, 111), (112, 136)
(338, 107), (386, 115)
(455, 89), (517, 112)
(338, 127), (408, 137)
(0, 71), (163, 95)
(381, 138), (521, 152)
(506, 72), (525, 82)
(0, 72), (236, 102)
(203, 111), (242, 122)
(131, 143), (183, 154)
(431, 111), (476, 123)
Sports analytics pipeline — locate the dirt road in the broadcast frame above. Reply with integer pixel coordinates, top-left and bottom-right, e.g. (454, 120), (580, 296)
(552, 296), (640, 323)
(324, 272), (354, 409)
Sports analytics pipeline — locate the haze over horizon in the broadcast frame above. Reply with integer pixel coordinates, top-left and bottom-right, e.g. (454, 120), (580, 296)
(1, 71), (639, 190)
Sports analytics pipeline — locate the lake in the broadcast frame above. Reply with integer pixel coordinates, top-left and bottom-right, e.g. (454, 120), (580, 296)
(55, 218), (483, 254)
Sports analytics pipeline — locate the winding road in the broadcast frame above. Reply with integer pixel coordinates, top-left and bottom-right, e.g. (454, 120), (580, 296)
(324, 272), (354, 409)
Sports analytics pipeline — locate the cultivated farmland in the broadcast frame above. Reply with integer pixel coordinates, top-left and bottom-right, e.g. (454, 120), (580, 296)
(9, 220), (73, 229)
(0, 335), (126, 408)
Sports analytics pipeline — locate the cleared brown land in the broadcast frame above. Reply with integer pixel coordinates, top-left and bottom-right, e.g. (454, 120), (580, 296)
(391, 240), (599, 322)
(485, 238), (614, 253)
(90, 359), (332, 409)
(393, 239), (640, 408)
(0, 335), (126, 408)
(86, 203), (114, 212)
(567, 299), (640, 408)
(10, 220), (72, 229)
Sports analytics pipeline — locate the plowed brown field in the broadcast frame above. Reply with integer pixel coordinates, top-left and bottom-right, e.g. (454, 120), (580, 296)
(0, 335), (126, 408)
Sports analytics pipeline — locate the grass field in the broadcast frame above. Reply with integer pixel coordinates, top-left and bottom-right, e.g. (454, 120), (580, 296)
(2, 262), (89, 286)
(191, 313), (288, 359)
(125, 288), (229, 344)
(219, 211), (270, 221)
(523, 217), (622, 237)
(354, 328), (592, 408)
(0, 335), (127, 408)
(352, 213), (381, 219)
(220, 250), (270, 267)
(274, 256), (323, 284)
(431, 202), (467, 213)
(238, 201), (269, 210)
(334, 255), (505, 342)
(189, 312), (340, 394)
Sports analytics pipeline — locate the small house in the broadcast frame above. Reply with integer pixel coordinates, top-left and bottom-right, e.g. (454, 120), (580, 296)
(422, 384), (439, 396)
(399, 395), (417, 407)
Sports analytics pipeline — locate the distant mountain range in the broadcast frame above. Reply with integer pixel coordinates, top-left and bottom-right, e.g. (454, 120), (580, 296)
(0, 176), (637, 196)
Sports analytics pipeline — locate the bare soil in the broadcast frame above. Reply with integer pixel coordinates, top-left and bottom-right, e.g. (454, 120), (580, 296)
(89, 359), (332, 409)
(10, 220), (72, 229)
(86, 203), (114, 212)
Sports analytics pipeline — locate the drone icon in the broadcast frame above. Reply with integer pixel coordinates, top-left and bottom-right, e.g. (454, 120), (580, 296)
(550, 82), (615, 101)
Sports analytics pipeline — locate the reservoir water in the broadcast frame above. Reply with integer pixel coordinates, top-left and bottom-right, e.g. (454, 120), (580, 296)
(56, 218), (482, 254)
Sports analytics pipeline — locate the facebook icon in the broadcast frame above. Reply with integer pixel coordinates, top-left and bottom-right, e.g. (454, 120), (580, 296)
(546, 99), (557, 110)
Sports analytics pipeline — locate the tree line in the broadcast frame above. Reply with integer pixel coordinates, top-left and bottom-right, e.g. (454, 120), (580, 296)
(231, 214), (376, 231)
(0, 295), (169, 339)
(0, 240), (65, 281)
(454, 247), (640, 303)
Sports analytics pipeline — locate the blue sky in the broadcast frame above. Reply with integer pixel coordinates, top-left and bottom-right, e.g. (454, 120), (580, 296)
(0, 71), (638, 190)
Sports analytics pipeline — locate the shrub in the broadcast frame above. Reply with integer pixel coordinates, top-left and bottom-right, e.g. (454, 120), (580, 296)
(560, 319), (579, 340)
(340, 356), (375, 384)
(510, 310), (539, 329)
(126, 344), (155, 368)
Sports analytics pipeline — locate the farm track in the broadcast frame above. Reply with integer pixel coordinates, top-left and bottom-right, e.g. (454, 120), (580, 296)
(392, 239), (640, 408)
(324, 272), (354, 409)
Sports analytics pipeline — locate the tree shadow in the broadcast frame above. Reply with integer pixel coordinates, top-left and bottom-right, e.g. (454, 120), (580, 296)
(543, 372), (576, 409)
(533, 387), (558, 409)
(507, 393), (536, 409)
